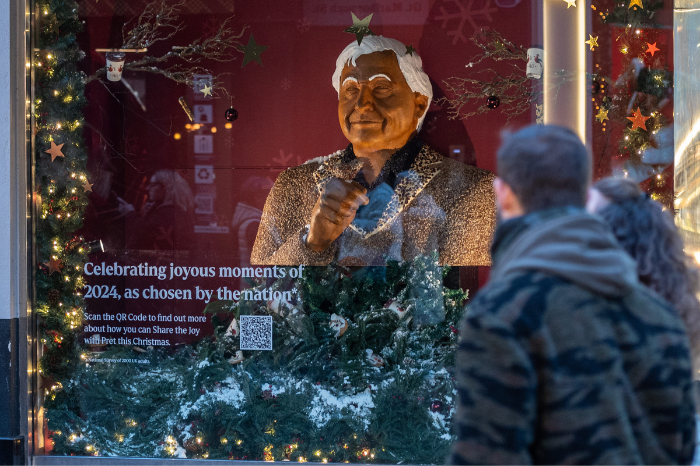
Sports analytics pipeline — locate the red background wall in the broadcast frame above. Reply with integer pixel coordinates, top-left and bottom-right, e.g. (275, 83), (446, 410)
(77, 0), (536, 252)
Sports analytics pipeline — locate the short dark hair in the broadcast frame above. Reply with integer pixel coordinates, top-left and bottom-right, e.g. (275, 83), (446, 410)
(497, 124), (591, 213)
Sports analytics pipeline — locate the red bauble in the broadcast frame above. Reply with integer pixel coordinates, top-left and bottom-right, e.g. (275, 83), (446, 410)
(430, 400), (444, 413)
(486, 96), (500, 109)
(225, 108), (238, 122)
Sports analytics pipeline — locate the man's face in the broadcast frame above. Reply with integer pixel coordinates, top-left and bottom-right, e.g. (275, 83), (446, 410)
(338, 51), (428, 153)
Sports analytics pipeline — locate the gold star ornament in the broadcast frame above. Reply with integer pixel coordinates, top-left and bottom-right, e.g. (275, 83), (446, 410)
(82, 180), (93, 193)
(595, 108), (609, 123)
(238, 34), (269, 68)
(585, 35), (599, 51)
(627, 107), (651, 131)
(199, 84), (213, 98)
(563, 0), (576, 8)
(47, 257), (63, 274)
(45, 140), (65, 161)
(344, 12), (375, 46)
(646, 42), (659, 56)
(46, 17), (63, 35)
(629, 0), (643, 8)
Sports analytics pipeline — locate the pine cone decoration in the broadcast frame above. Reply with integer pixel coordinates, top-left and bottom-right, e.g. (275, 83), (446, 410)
(184, 438), (200, 453)
(48, 289), (60, 305)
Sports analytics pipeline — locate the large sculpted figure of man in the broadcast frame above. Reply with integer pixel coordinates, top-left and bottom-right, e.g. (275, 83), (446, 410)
(251, 36), (495, 266)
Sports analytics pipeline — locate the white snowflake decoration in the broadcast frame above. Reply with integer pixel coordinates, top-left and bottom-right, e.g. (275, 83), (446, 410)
(297, 17), (312, 33)
(434, 0), (498, 45)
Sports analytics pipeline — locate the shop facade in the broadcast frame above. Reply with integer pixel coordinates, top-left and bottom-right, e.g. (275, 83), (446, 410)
(0, 0), (694, 464)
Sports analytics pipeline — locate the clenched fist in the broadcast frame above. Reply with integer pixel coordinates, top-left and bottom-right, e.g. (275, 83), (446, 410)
(305, 178), (369, 251)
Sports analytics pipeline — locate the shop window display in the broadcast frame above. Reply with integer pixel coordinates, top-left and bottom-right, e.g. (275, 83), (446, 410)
(30, 0), (675, 462)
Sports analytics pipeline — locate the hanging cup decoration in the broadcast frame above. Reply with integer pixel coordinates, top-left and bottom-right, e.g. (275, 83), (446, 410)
(526, 47), (544, 79)
(105, 51), (126, 82)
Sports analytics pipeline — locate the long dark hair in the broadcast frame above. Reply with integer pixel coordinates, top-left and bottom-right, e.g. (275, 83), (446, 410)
(594, 177), (700, 369)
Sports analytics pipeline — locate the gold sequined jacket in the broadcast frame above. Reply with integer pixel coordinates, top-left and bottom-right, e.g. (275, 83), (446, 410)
(250, 144), (495, 266)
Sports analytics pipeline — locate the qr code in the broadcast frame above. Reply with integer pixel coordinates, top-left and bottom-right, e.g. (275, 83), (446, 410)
(240, 315), (273, 351)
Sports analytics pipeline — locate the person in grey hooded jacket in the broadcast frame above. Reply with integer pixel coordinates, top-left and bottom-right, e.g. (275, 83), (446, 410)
(448, 125), (696, 465)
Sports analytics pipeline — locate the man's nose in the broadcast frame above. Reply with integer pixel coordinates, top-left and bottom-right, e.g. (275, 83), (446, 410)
(354, 85), (374, 112)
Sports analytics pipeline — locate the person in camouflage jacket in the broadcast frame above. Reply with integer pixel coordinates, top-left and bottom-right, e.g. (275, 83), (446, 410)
(448, 125), (696, 465)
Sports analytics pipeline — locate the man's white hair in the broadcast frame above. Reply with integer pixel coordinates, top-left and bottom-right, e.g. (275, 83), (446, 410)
(332, 36), (433, 132)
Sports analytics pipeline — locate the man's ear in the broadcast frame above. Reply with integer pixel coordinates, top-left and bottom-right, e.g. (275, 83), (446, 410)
(494, 177), (524, 220)
(414, 93), (429, 120)
(493, 177), (507, 209)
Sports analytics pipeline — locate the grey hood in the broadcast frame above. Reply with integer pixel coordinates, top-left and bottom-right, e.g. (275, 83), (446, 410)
(490, 212), (640, 298)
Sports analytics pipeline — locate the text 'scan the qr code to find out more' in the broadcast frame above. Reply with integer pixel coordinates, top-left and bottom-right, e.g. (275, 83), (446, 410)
(239, 315), (273, 351)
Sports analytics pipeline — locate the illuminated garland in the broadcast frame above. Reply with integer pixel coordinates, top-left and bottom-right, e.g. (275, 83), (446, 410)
(33, 0), (91, 448)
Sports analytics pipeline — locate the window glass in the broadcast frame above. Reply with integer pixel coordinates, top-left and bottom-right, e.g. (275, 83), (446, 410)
(31, 0), (675, 462)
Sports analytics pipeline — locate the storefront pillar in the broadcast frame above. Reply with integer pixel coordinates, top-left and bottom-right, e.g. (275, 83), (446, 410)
(543, 0), (588, 142)
(674, 0), (700, 258)
(0, 0), (31, 463)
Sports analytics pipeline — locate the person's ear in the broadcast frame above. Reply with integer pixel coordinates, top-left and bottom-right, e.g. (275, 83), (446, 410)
(494, 177), (524, 219)
(493, 177), (507, 209)
(414, 93), (429, 121)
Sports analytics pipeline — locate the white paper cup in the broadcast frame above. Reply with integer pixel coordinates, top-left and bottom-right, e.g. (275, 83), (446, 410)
(106, 52), (125, 82)
(526, 48), (544, 79)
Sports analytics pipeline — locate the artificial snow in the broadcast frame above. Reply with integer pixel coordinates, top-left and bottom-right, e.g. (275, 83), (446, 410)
(197, 359), (211, 369)
(262, 383), (287, 397)
(429, 409), (450, 435)
(308, 387), (374, 428)
(179, 376), (245, 418)
(174, 445), (187, 458)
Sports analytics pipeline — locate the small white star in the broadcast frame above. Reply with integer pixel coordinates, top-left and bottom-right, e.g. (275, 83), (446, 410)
(199, 84), (213, 98)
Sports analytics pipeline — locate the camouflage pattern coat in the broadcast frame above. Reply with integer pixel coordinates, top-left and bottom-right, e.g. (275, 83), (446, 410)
(449, 208), (696, 465)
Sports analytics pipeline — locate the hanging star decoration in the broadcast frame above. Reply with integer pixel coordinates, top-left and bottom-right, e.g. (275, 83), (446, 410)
(595, 108), (609, 123)
(344, 12), (375, 46)
(646, 42), (659, 56)
(200, 83), (213, 98)
(629, 0), (643, 9)
(238, 34), (269, 68)
(45, 140), (65, 162)
(405, 44), (416, 56)
(82, 180), (93, 193)
(47, 257), (63, 274)
(585, 35), (599, 51)
(46, 17), (63, 35)
(627, 107), (651, 130)
(563, 0), (576, 8)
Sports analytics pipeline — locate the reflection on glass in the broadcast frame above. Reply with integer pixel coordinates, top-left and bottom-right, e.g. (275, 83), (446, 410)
(118, 170), (195, 250)
(675, 5), (700, 261)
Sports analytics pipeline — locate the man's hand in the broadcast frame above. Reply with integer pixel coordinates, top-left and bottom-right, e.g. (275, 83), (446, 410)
(306, 178), (369, 251)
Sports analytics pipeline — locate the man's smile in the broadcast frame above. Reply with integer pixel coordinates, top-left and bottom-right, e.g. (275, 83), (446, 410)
(349, 115), (383, 126)
(351, 120), (382, 125)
